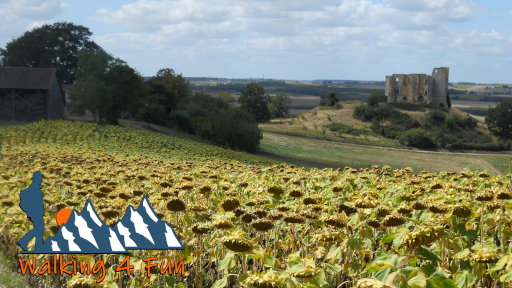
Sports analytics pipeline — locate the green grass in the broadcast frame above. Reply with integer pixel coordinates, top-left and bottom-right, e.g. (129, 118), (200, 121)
(0, 253), (28, 288)
(261, 132), (512, 174)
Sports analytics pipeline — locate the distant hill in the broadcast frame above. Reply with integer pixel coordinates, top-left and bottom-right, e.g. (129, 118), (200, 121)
(260, 101), (508, 152)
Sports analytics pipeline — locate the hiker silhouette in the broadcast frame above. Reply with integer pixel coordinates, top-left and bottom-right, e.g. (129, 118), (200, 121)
(18, 171), (45, 251)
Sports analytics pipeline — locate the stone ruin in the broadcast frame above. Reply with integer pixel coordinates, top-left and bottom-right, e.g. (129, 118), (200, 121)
(385, 67), (449, 108)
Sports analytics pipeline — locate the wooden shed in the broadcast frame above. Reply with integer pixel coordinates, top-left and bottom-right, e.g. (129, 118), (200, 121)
(0, 67), (65, 121)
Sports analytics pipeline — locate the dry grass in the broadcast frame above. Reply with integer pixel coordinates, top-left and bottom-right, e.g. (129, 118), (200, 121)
(262, 102), (369, 132)
(262, 101), (492, 148)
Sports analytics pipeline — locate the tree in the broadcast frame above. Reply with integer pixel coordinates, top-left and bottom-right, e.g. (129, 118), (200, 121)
(218, 91), (236, 105)
(367, 90), (387, 106)
(147, 68), (190, 115)
(0, 22), (101, 84)
(485, 101), (512, 138)
(269, 93), (291, 118)
(212, 108), (262, 153)
(69, 50), (147, 124)
(239, 82), (271, 123)
(104, 64), (148, 123)
(320, 91), (338, 107)
(174, 92), (262, 152)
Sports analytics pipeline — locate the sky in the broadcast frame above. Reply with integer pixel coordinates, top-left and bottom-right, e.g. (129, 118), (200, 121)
(0, 0), (511, 83)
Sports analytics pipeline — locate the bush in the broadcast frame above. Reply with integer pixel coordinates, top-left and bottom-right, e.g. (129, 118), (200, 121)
(457, 116), (477, 128)
(367, 90), (387, 106)
(353, 105), (376, 121)
(320, 91), (338, 107)
(334, 102), (344, 109)
(445, 141), (510, 151)
(444, 116), (456, 130)
(426, 109), (446, 125)
(389, 102), (429, 111)
(486, 101), (512, 138)
(211, 108), (262, 153)
(371, 122), (407, 139)
(398, 128), (435, 148)
(324, 123), (363, 136)
(353, 104), (418, 128)
(386, 110), (419, 129)
(174, 92), (261, 152)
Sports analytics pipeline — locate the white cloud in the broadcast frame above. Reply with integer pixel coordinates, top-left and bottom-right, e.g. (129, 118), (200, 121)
(0, 0), (66, 43)
(90, 0), (512, 82)
(95, 0), (481, 44)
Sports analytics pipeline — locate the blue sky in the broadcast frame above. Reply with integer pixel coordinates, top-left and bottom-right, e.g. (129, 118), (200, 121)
(0, 0), (511, 83)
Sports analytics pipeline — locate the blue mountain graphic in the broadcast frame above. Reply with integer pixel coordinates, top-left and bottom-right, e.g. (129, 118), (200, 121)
(114, 195), (184, 250)
(26, 195), (183, 254)
(39, 200), (126, 253)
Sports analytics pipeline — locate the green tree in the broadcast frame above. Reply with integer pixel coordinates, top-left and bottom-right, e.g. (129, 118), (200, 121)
(367, 90), (387, 106)
(239, 82), (271, 123)
(218, 91), (236, 105)
(0, 22), (101, 84)
(320, 91), (338, 107)
(486, 101), (512, 138)
(69, 50), (147, 124)
(174, 92), (262, 152)
(269, 93), (291, 118)
(212, 108), (262, 153)
(148, 68), (190, 115)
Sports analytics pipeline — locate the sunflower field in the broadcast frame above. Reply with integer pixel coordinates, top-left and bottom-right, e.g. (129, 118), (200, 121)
(1, 121), (512, 288)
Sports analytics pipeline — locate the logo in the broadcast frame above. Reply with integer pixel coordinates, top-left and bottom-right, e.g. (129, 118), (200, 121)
(18, 171), (184, 254)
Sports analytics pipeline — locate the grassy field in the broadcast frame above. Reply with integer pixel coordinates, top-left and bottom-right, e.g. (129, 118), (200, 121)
(260, 132), (511, 174)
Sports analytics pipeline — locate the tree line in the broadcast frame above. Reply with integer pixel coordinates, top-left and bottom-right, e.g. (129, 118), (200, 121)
(0, 22), (291, 153)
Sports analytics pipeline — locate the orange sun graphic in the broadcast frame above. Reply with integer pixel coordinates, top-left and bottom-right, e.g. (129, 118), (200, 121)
(56, 208), (73, 226)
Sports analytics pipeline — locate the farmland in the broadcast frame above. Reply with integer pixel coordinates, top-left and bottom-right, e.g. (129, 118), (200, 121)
(260, 132), (511, 174)
(1, 121), (512, 287)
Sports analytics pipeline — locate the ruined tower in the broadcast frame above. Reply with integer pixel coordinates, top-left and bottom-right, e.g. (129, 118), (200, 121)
(430, 67), (449, 107)
(385, 67), (449, 108)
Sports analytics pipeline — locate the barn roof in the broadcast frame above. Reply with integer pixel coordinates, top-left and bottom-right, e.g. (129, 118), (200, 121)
(0, 67), (57, 90)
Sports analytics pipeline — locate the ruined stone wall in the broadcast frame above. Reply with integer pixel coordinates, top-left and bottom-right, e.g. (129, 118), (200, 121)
(385, 67), (449, 107)
(385, 74), (433, 104)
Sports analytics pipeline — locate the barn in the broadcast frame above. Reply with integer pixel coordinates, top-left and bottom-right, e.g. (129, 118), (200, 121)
(0, 66), (65, 121)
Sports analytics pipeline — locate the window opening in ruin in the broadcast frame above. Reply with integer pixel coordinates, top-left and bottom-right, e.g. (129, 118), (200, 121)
(418, 96), (424, 101)
(425, 90), (428, 96)
(395, 89), (399, 95)
(402, 97), (407, 102)
(395, 77), (399, 82)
